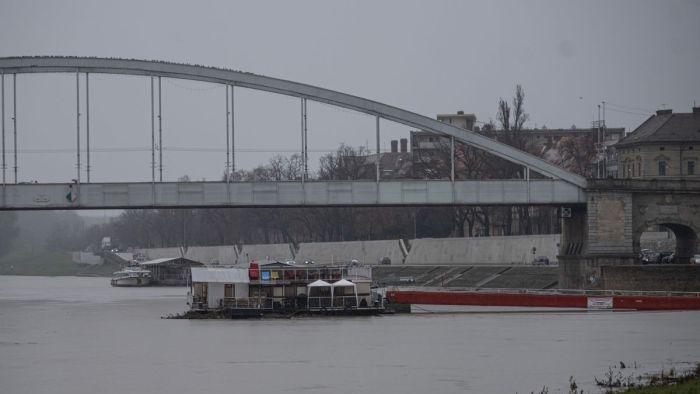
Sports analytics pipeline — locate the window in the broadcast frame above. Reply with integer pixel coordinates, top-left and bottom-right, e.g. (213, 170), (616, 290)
(637, 162), (641, 177)
(689, 161), (696, 175)
(658, 161), (667, 176)
(660, 147), (665, 151)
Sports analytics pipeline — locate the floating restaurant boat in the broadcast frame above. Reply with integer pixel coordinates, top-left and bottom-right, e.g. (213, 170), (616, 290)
(110, 266), (153, 287)
(185, 262), (384, 318)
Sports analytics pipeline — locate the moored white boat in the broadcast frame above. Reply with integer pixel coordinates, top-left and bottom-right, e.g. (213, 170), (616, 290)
(111, 266), (152, 287)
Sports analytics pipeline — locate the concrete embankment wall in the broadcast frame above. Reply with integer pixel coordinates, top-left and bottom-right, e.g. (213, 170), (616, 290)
(295, 240), (404, 265)
(132, 234), (560, 266)
(72, 252), (103, 265)
(602, 265), (700, 292)
(239, 243), (294, 264)
(404, 234), (560, 265)
(135, 246), (238, 265)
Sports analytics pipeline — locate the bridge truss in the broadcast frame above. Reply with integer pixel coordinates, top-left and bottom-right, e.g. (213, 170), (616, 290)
(0, 57), (586, 210)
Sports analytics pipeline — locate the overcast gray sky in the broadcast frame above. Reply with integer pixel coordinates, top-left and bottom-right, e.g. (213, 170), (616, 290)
(1, 0), (699, 184)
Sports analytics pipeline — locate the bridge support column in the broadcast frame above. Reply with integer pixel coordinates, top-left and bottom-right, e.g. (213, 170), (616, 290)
(12, 73), (17, 184)
(150, 77), (155, 201)
(75, 72), (81, 185)
(1, 73), (5, 205)
(558, 205), (588, 289)
(300, 98), (308, 182)
(559, 187), (637, 289)
(158, 76), (163, 182)
(85, 73), (90, 183)
(375, 115), (380, 183)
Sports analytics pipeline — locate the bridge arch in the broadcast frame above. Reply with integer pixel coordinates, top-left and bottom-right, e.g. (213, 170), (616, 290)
(636, 219), (699, 264)
(0, 56), (586, 189)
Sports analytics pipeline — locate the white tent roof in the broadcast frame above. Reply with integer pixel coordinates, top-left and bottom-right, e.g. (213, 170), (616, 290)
(191, 267), (250, 283)
(331, 279), (356, 288)
(307, 279), (332, 288)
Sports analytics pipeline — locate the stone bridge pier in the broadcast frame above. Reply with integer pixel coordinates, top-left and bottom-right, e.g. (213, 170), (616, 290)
(559, 179), (700, 289)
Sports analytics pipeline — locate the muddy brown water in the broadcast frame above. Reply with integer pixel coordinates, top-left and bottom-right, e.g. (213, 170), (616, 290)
(1, 275), (699, 394)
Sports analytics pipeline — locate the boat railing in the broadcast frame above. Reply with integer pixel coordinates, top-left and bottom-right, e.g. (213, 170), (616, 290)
(256, 267), (348, 283)
(307, 297), (332, 309)
(332, 296), (358, 308)
(212, 295), (374, 311)
(222, 297), (273, 310)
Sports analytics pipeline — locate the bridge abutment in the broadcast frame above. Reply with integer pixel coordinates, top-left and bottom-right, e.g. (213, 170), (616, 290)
(560, 179), (700, 290)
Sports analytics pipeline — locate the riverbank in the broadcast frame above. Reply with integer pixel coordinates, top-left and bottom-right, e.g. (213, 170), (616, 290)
(526, 364), (700, 394)
(0, 251), (116, 276)
(618, 366), (700, 394)
(621, 377), (700, 393)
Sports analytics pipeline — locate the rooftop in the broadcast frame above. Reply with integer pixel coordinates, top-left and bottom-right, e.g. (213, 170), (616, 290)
(616, 108), (700, 147)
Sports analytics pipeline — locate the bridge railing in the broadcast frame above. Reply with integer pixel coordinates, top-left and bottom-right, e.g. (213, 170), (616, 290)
(0, 179), (586, 210)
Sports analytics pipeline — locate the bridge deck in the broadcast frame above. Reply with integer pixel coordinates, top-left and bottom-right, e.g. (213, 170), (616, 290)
(0, 180), (585, 210)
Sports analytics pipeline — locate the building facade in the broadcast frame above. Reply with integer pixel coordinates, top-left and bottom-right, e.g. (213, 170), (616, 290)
(410, 111), (624, 180)
(615, 108), (700, 179)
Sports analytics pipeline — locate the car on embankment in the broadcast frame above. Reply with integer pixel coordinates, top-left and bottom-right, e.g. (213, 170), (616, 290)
(659, 252), (675, 264)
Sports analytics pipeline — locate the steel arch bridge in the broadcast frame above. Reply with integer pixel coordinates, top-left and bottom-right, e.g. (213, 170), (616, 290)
(0, 56), (586, 210)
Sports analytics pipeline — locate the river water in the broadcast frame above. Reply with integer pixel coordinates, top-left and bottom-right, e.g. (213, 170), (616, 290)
(1, 276), (699, 394)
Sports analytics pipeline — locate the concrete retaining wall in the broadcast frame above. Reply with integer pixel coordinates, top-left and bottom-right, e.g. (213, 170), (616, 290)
(404, 234), (560, 265)
(239, 243), (294, 264)
(295, 240), (403, 265)
(135, 246), (238, 265)
(186, 246), (238, 265)
(134, 234), (560, 267)
(72, 252), (103, 265)
(602, 265), (700, 292)
(135, 247), (181, 261)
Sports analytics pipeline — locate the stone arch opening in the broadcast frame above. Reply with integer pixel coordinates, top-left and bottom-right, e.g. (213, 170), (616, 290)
(638, 222), (698, 264)
(661, 223), (698, 263)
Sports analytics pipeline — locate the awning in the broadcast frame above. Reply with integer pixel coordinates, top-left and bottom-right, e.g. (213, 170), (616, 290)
(331, 279), (356, 288)
(139, 257), (203, 266)
(307, 279), (333, 300)
(307, 279), (332, 288)
(332, 279), (358, 307)
(191, 267), (250, 284)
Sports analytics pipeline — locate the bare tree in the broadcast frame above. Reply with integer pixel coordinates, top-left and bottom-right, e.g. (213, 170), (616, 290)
(268, 153), (304, 181)
(495, 85), (536, 235)
(318, 144), (370, 180)
(553, 134), (597, 177)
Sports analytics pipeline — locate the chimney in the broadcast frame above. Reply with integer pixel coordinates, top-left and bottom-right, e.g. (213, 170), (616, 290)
(693, 106), (700, 115)
(400, 138), (408, 153)
(656, 109), (672, 116)
(390, 140), (398, 153)
(457, 110), (464, 115)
